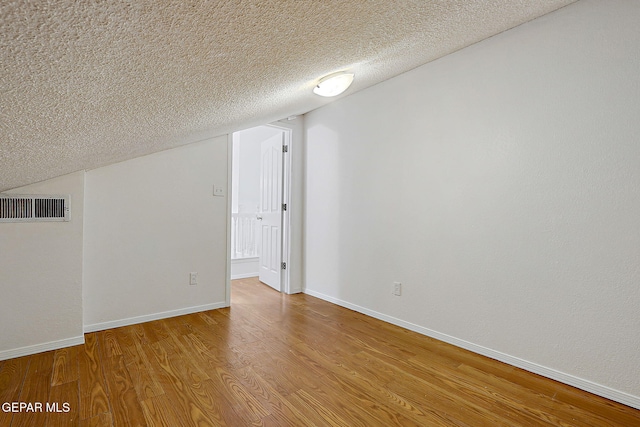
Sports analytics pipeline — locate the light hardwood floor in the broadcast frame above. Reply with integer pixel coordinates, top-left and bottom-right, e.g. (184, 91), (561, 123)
(1, 277), (639, 426)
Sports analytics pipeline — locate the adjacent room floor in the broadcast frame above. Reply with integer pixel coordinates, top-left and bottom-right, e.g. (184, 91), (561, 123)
(1, 277), (639, 426)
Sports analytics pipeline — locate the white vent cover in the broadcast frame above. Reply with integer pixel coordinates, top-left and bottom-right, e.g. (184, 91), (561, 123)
(0, 194), (70, 223)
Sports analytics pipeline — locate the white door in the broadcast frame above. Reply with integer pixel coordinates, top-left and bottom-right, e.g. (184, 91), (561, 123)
(258, 132), (284, 290)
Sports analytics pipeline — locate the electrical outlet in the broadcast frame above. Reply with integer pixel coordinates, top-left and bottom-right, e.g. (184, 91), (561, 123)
(190, 272), (198, 286)
(393, 282), (402, 296)
(213, 185), (225, 197)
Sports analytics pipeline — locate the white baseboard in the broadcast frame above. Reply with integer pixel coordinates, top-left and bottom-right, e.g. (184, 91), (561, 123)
(231, 257), (259, 280)
(231, 273), (259, 280)
(0, 335), (85, 361)
(84, 302), (227, 333)
(303, 288), (640, 410)
(232, 256), (259, 262)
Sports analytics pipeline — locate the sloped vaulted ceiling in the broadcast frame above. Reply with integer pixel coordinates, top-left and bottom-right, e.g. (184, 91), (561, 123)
(0, 0), (576, 191)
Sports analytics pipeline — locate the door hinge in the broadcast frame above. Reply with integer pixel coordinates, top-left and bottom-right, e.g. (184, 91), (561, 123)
(282, 203), (287, 211)
(282, 145), (288, 153)
(281, 262), (287, 270)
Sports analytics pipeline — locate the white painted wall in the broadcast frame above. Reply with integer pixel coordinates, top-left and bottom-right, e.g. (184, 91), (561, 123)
(0, 171), (85, 359)
(83, 136), (228, 330)
(304, 0), (640, 407)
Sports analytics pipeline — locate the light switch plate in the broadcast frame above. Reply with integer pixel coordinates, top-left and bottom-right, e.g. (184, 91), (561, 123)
(393, 282), (402, 296)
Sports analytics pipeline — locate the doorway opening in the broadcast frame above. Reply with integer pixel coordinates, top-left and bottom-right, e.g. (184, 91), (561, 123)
(229, 121), (296, 296)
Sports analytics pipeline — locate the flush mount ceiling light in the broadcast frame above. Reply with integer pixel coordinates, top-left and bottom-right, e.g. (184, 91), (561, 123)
(313, 72), (355, 97)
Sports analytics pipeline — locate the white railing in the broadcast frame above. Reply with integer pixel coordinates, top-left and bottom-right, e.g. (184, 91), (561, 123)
(231, 213), (260, 259)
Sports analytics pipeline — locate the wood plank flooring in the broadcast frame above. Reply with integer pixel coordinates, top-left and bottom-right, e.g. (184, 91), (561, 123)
(2, 277), (639, 426)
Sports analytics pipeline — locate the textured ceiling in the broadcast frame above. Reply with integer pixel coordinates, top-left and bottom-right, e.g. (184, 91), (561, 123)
(1, 0), (576, 191)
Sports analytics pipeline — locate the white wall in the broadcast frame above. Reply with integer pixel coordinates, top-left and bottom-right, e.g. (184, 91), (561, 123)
(83, 136), (228, 330)
(304, 0), (640, 408)
(0, 171), (85, 359)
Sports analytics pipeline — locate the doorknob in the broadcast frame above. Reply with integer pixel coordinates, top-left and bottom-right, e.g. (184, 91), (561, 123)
(256, 215), (263, 220)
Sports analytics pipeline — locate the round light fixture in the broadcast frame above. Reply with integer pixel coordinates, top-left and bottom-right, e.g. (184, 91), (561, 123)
(313, 72), (355, 97)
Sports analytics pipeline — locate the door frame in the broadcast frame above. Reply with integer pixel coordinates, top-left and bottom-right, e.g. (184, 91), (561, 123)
(226, 116), (303, 305)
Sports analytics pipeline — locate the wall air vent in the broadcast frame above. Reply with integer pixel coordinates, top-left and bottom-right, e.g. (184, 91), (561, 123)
(0, 195), (70, 223)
